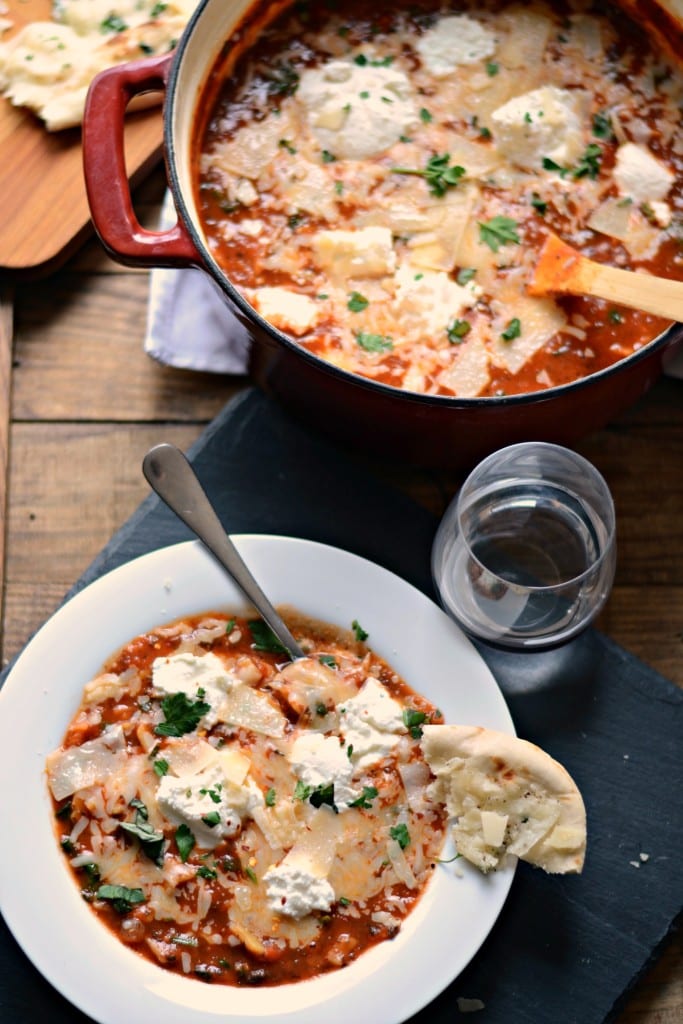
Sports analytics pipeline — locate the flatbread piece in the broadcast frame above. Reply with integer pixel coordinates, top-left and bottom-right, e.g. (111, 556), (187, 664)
(421, 724), (586, 874)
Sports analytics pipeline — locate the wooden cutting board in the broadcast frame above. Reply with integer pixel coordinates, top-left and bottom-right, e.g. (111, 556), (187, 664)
(0, 0), (165, 277)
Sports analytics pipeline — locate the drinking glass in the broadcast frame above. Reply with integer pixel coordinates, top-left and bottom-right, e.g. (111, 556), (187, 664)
(431, 442), (616, 651)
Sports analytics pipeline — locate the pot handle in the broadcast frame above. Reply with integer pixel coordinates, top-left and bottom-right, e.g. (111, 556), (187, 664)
(82, 51), (201, 268)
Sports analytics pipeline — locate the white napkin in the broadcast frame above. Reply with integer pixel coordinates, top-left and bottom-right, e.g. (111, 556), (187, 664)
(145, 192), (683, 379)
(145, 190), (250, 374)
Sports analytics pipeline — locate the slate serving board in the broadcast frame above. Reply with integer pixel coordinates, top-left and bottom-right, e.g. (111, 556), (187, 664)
(1, 388), (681, 1024)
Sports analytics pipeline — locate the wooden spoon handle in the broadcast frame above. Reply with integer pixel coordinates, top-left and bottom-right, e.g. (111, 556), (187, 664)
(528, 232), (683, 321)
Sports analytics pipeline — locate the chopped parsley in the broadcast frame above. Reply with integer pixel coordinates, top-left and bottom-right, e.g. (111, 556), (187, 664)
(419, 107), (433, 123)
(245, 867), (258, 884)
(531, 192), (547, 216)
(321, 149), (336, 163)
(478, 215), (520, 252)
(175, 824), (196, 863)
(202, 811), (221, 828)
(592, 111), (614, 140)
(355, 331), (393, 352)
(316, 702), (329, 716)
(248, 619), (289, 654)
(279, 138), (297, 155)
(100, 14), (127, 33)
(447, 319), (471, 344)
(389, 823), (411, 849)
(347, 291), (369, 312)
(97, 884), (145, 914)
(319, 654), (337, 669)
(402, 708), (428, 739)
(295, 780), (338, 812)
(150, 1), (168, 15)
(456, 267), (476, 286)
(351, 619), (368, 642)
(391, 152), (466, 197)
(264, 62), (299, 97)
(542, 156), (568, 177)
(153, 758), (169, 777)
(348, 786), (378, 809)
(225, 618), (237, 635)
(199, 784), (223, 804)
(197, 865), (217, 880)
(155, 691), (210, 737)
(354, 53), (393, 67)
(573, 142), (602, 180)
(608, 309), (624, 323)
(265, 787), (277, 807)
(486, 61), (499, 76)
(501, 318), (522, 341)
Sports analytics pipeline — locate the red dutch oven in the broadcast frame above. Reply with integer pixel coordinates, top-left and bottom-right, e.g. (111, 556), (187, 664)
(82, 0), (683, 469)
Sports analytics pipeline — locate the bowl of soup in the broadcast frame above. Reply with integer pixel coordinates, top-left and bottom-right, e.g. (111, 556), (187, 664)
(82, 0), (683, 467)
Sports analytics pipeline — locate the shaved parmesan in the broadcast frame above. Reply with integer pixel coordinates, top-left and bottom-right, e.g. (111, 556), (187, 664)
(47, 725), (126, 801)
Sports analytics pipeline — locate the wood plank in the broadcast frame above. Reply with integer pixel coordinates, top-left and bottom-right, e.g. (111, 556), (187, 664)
(11, 271), (240, 421)
(2, 422), (208, 664)
(0, 281), (12, 652)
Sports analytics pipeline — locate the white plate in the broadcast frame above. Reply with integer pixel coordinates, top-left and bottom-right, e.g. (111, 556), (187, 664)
(0, 537), (515, 1024)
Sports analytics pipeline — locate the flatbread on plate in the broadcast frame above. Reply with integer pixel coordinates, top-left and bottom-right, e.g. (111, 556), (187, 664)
(0, 0), (197, 130)
(421, 724), (586, 874)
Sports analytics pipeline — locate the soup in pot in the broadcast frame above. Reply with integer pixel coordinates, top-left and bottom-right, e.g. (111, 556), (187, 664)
(193, 0), (683, 398)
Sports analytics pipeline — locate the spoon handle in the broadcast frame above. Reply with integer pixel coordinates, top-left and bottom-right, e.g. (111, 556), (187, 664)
(142, 443), (304, 660)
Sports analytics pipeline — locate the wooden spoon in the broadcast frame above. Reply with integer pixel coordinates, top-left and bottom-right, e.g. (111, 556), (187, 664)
(528, 231), (683, 321)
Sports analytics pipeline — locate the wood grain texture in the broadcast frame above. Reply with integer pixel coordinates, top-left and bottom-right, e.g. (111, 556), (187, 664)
(0, 0), (165, 274)
(0, 281), (13, 650)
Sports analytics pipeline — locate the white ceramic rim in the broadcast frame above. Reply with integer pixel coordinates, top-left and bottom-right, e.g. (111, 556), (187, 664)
(0, 537), (515, 1024)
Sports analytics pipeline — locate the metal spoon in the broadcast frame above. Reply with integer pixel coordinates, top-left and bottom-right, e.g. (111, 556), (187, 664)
(142, 442), (305, 661)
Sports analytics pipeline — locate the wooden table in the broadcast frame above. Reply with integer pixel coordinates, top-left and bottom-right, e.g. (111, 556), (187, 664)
(1, 164), (680, 1022)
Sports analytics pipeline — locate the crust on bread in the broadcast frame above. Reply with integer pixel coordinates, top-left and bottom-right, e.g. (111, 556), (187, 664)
(421, 724), (586, 874)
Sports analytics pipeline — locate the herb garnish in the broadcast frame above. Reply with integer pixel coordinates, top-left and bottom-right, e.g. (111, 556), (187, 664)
(447, 319), (471, 344)
(197, 865), (218, 880)
(202, 811), (221, 828)
(391, 153), (466, 197)
(501, 318), (522, 341)
(248, 619), (289, 654)
(153, 758), (169, 777)
(351, 619), (368, 642)
(486, 61), (499, 76)
(97, 884), (145, 913)
(100, 14), (127, 33)
(355, 331), (393, 352)
(265, 787), (277, 806)
(531, 192), (547, 216)
(295, 780), (338, 813)
(264, 62), (300, 97)
(319, 654), (337, 669)
(592, 111), (614, 140)
(419, 107), (433, 123)
(348, 786), (378, 809)
(573, 142), (602, 179)
(155, 691), (210, 737)
(175, 824), (196, 863)
(354, 53), (393, 67)
(120, 800), (164, 862)
(456, 267), (476, 286)
(348, 291), (369, 312)
(389, 823), (411, 849)
(479, 215), (520, 251)
(402, 708), (428, 739)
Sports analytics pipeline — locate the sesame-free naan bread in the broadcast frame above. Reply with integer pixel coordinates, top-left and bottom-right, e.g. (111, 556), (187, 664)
(0, 0), (197, 130)
(421, 724), (586, 874)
